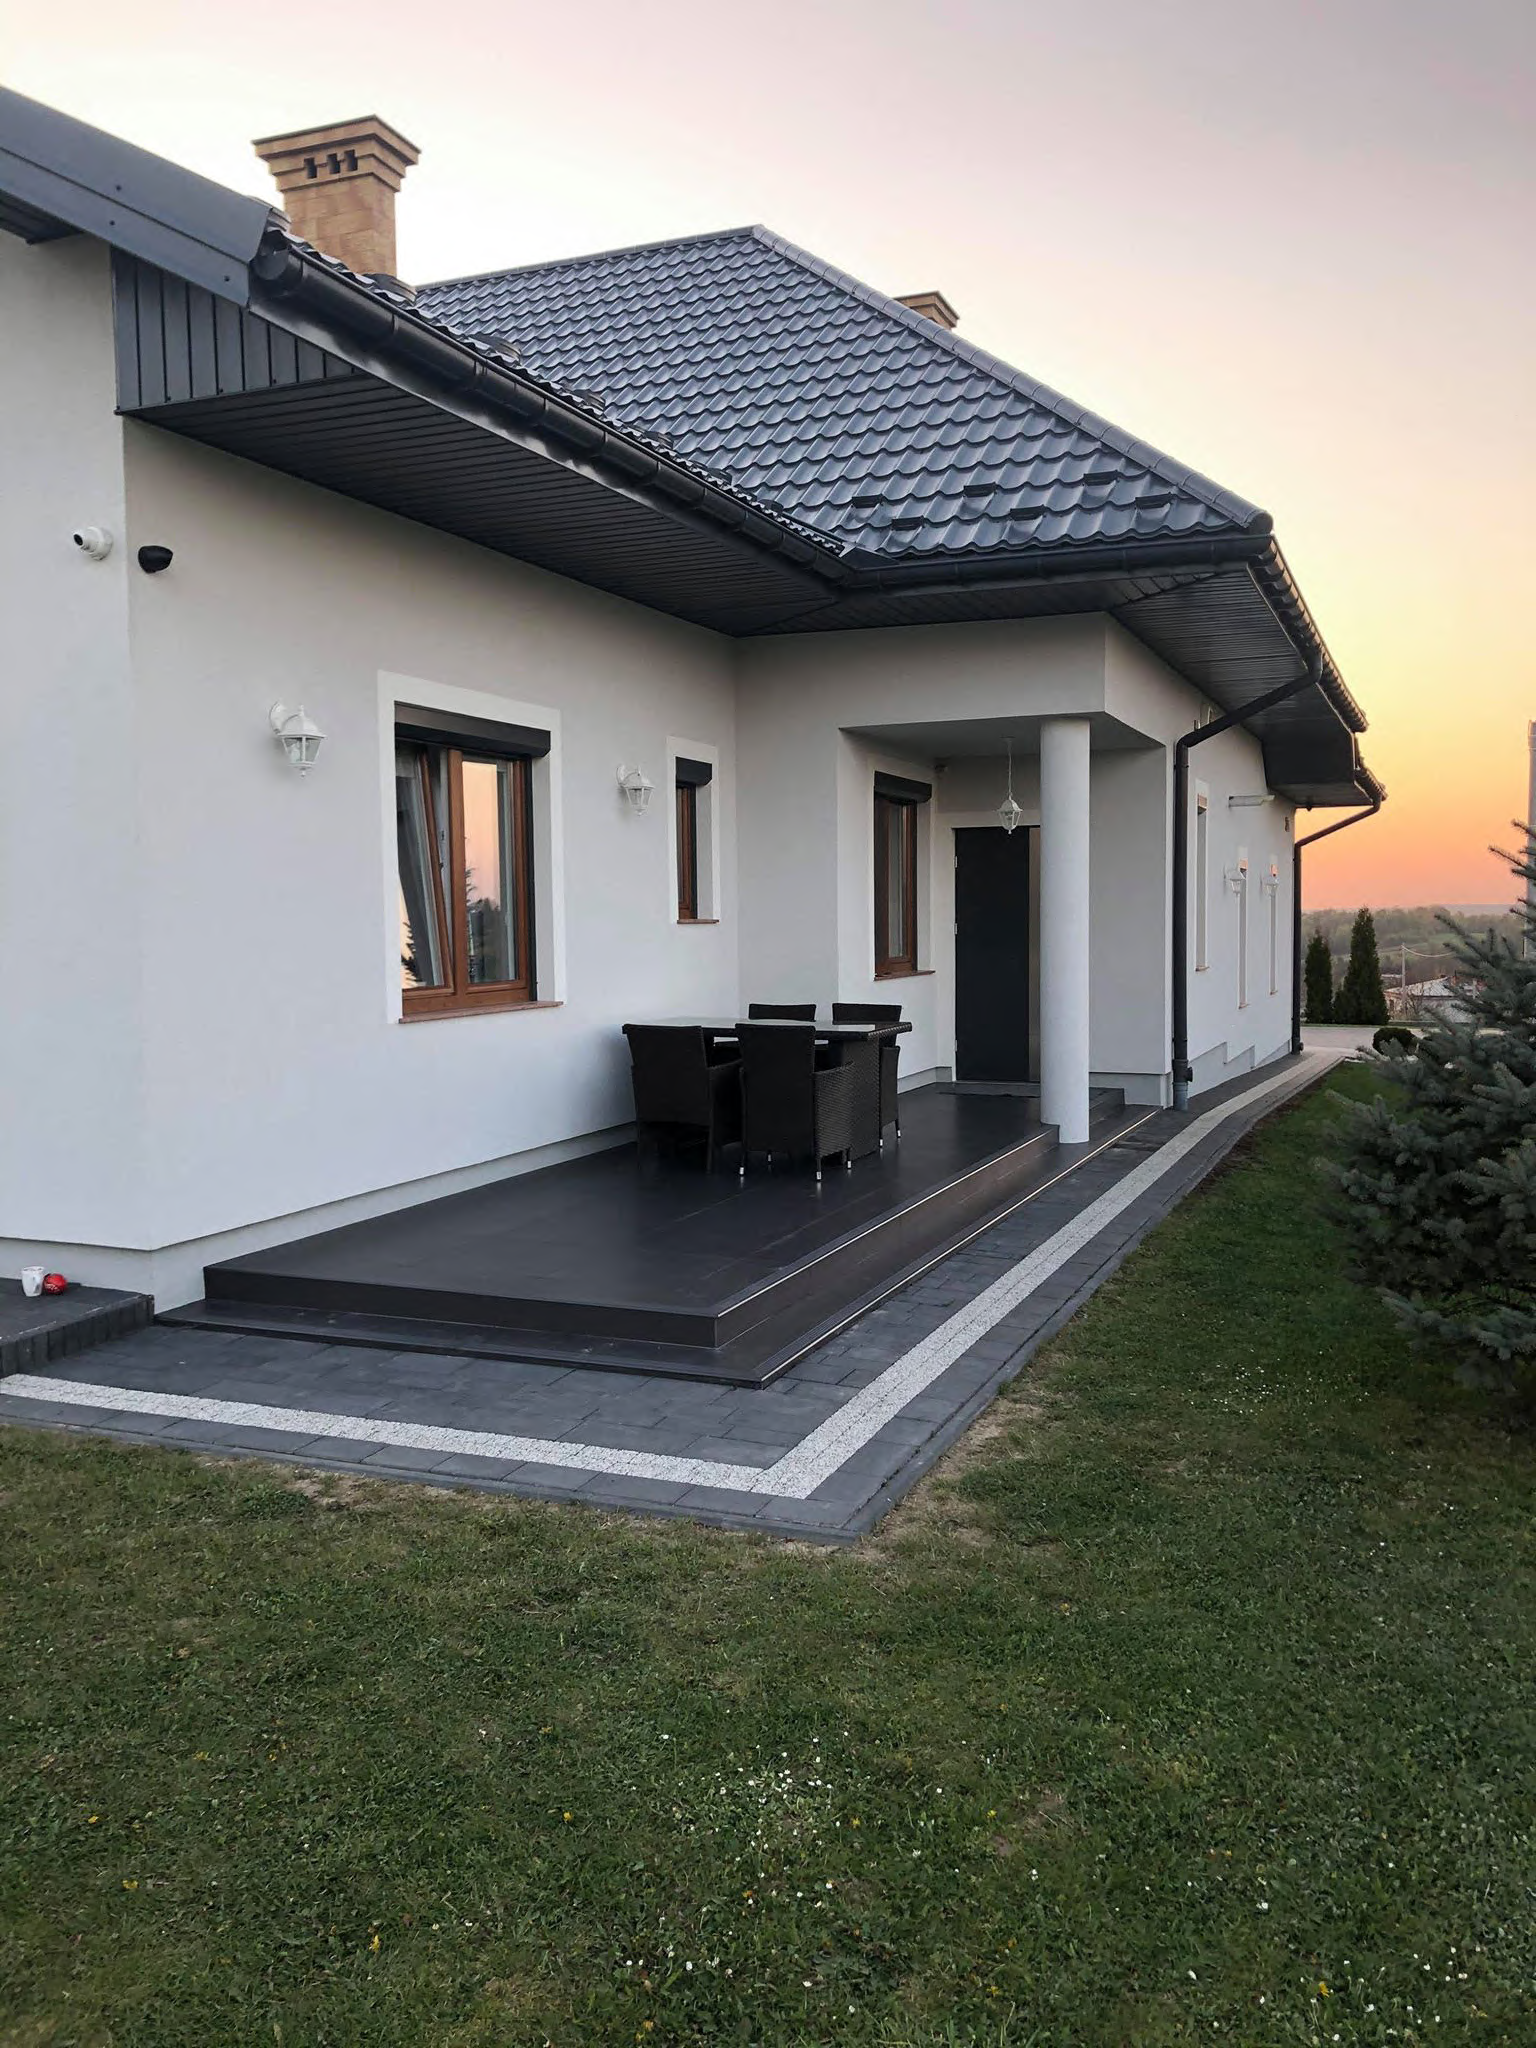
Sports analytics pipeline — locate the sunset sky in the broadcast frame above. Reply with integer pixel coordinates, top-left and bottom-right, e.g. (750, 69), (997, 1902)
(9, 0), (1531, 908)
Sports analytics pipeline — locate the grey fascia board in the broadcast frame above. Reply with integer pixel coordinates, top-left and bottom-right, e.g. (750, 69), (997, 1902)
(0, 88), (269, 300)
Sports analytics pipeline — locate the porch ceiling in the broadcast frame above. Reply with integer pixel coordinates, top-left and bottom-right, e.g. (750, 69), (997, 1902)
(846, 712), (1153, 757)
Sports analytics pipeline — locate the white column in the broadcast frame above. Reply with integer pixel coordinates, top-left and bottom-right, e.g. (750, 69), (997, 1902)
(1039, 717), (1092, 1143)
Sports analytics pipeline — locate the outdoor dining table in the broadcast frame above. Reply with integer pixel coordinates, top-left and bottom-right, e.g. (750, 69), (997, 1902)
(641, 1016), (913, 1162)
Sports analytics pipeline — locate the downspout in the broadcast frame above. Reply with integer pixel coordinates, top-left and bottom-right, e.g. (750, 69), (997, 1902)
(1170, 664), (1319, 1110)
(1289, 790), (1385, 1052)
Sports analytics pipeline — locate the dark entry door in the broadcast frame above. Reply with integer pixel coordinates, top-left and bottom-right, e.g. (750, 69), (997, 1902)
(955, 827), (1032, 1082)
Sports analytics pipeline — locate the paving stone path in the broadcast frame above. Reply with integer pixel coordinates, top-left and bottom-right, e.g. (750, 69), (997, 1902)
(0, 1053), (1342, 1541)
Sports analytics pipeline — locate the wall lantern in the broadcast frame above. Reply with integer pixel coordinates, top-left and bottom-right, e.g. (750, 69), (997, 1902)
(617, 764), (654, 815)
(996, 737), (1024, 835)
(269, 701), (325, 775)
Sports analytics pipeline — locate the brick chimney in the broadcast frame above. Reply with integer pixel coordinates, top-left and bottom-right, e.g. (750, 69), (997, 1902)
(252, 116), (420, 282)
(896, 289), (959, 331)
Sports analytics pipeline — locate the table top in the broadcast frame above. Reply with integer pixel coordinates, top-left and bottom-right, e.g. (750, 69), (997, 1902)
(641, 1016), (913, 1039)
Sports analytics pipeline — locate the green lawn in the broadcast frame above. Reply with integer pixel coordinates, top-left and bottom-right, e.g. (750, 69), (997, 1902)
(3, 1065), (1532, 2047)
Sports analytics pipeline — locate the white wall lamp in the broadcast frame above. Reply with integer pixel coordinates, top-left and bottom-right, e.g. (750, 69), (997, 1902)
(1224, 858), (1250, 896)
(996, 737), (1024, 835)
(617, 764), (654, 815)
(269, 702), (325, 775)
(1228, 792), (1275, 808)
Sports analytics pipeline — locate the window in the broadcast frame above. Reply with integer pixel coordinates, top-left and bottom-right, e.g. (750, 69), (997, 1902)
(874, 791), (919, 976)
(395, 729), (535, 1017)
(674, 756), (713, 921)
(1268, 866), (1280, 994)
(1194, 790), (1210, 970)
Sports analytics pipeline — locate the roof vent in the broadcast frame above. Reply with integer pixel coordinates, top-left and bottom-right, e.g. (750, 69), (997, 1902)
(896, 290), (959, 330)
(253, 116), (420, 282)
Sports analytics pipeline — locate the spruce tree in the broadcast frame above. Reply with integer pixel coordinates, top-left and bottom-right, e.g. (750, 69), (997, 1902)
(1334, 907), (1389, 1026)
(1304, 929), (1334, 1023)
(1330, 832), (1536, 1387)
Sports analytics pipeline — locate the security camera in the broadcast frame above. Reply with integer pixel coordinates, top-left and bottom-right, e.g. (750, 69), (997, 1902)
(72, 525), (113, 561)
(137, 544), (174, 574)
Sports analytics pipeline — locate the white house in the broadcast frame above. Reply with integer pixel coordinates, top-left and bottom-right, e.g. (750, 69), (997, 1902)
(0, 93), (1383, 1313)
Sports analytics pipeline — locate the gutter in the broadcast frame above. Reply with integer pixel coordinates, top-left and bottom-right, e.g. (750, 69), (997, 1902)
(1170, 663), (1319, 1109)
(1288, 790), (1386, 1053)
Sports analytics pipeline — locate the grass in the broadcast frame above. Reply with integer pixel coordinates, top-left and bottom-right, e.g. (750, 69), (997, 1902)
(2, 1064), (1532, 2046)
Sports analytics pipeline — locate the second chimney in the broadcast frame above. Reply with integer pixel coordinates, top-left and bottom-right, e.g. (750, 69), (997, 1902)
(253, 116), (420, 283)
(896, 290), (959, 331)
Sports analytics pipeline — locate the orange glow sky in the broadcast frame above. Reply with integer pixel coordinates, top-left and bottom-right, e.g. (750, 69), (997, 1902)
(9, 0), (1532, 907)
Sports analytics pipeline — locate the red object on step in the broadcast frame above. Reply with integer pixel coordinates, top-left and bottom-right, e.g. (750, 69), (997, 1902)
(41, 1273), (67, 1295)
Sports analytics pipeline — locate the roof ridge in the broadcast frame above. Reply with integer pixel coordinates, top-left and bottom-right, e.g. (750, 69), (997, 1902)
(419, 224), (761, 296)
(744, 226), (1270, 535)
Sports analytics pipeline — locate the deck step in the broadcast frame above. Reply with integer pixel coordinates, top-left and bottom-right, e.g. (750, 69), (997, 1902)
(1, 1280), (154, 1379)
(166, 1090), (1144, 1387)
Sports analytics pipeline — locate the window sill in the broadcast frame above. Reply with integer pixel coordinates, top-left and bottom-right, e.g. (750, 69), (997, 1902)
(677, 917), (721, 926)
(874, 967), (936, 982)
(400, 997), (563, 1024)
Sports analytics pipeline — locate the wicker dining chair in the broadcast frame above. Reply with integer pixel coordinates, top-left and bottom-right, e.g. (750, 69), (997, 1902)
(735, 1022), (857, 1182)
(831, 1002), (903, 1141)
(746, 1001), (818, 1021)
(621, 1024), (741, 1170)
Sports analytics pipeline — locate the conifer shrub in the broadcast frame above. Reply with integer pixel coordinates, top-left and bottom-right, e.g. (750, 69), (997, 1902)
(1303, 929), (1334, 1023)
(1330, 834), (1536, 1388)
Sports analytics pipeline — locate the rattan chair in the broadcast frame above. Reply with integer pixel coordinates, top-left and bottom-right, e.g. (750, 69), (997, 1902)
(622, 1024), (741, 1170)
(831, 1002), (903, 1141)
(746, 1001), (818, 1020)
(735, 1022), (857, 1182)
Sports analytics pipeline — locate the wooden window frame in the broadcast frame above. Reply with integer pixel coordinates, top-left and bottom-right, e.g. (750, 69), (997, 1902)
(676, 776), (700, 922)
(874, 791), (919, 978)
(400, 742), (536, 1020)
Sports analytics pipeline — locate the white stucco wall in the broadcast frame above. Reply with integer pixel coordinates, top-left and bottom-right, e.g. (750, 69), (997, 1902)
(120, 425), (740, 1288)
(2, 233), (744, 1302)
(0, 238), (145, 1250)
(1103, 624), (1297, 1085)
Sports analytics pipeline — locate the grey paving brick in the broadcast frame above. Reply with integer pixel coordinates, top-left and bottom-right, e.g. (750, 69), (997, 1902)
(587, 1475), (693, 1507)
(425, 1453), (524, 1481)
(359, 1445), (454, 1474)
(672, 1483), (774, 1513)
(676, 1434), (786, 1469)
(290, 1434), (388, 1463)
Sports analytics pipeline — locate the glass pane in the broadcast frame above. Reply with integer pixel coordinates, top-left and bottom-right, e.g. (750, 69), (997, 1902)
(883, 801), (910, 961)
(396, 745), (444, 990)
(462, 756), (519, 985)
(676, 781), (697, 917)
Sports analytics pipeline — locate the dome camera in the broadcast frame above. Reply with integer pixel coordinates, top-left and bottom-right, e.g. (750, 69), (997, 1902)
(72, 525), (113, 561)
(137, 544), (174, 574)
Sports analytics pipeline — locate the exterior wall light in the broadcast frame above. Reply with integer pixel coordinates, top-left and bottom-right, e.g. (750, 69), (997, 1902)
(269, 701), (325, 774)
(996, 737), (1024, 834)
(1228, 792), (1275, 808)
(617, 764), (654, 814)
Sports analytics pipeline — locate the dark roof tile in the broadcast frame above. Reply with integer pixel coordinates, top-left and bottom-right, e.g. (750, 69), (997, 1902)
(416, 225), (1265, 566)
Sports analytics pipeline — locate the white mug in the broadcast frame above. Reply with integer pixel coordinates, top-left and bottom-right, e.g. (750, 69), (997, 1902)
(20, 1265), (45, 1298)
